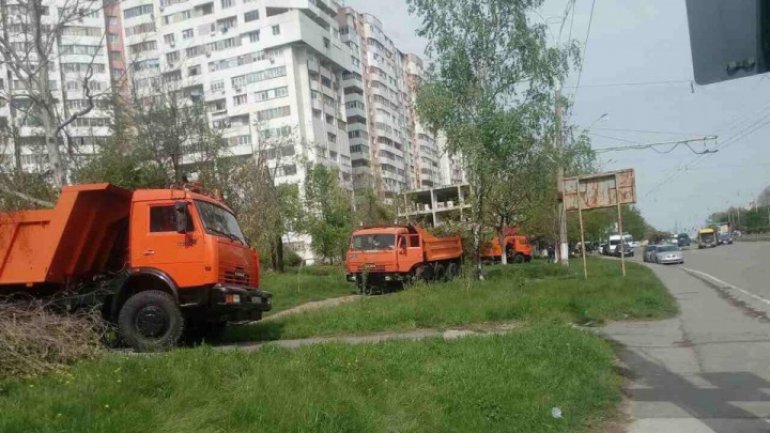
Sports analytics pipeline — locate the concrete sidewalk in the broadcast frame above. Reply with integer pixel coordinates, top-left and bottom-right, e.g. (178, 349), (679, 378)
(601, 263), (770, 432)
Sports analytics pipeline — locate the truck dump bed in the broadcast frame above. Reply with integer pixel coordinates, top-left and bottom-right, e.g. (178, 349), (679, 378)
(0, 184), (132, 288)
(417, 228), (463, 262)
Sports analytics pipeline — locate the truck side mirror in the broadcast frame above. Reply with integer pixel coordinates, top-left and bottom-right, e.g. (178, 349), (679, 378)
(174, 201), (188, 234)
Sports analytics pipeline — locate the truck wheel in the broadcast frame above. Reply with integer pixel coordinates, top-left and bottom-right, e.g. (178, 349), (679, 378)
(434, 263), (446, 282)
(445, 263), (458, 281)
(513, 254), (526, 264)
(118, 290), (184, 352)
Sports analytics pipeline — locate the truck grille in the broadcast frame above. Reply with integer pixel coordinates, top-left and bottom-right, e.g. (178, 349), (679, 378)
(362, 264), (386, 273)
(221, 267), (250, 286)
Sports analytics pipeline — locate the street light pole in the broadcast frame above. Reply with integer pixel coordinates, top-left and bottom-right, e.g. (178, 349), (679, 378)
(555, 89), (569, 265)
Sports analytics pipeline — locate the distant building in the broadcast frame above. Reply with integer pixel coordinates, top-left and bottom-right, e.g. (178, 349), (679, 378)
(397, 184), (471, 227)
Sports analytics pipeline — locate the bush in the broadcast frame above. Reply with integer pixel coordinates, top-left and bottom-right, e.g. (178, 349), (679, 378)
(0, 301), (105, 382)
(283, 248), (303, 267)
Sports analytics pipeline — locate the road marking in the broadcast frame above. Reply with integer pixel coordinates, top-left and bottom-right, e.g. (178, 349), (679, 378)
(683, 267), (770, 307)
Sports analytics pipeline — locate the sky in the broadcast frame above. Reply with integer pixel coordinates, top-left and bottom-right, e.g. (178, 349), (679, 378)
(343, 0), (770, 235)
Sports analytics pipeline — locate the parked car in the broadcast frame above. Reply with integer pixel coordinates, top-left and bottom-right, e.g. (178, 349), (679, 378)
(654, 245), (684, 265)
(719, 233), (733, 245)
(643, 245), (660, 263)
(613, 242), (634, 258)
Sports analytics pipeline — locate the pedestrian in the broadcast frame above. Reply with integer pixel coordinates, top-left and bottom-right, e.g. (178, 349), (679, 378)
(547, 244), (555, 262)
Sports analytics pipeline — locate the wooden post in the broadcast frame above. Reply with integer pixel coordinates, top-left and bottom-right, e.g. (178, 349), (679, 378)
(615, 174), (626, 277)
(578, 187), (588, 279)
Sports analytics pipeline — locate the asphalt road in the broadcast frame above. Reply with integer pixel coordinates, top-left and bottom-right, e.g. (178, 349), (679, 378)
(602, 242), (770, 433)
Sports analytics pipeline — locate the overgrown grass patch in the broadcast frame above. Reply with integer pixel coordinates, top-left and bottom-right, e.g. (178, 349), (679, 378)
(0, 325), (620, 433)
(261, 265), (353, 315)
(229, 258), (676, 342)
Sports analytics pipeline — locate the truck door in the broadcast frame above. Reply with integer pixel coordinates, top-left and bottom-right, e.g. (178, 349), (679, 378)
(131, 201), (208, 287)
(398, 234), (423, 273)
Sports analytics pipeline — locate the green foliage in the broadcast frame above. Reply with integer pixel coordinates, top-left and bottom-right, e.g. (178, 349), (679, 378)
(710, 206), (770, 234)
(229, 258), (676, 342)
(0, 172), (57, 211)
(354, 187), (395, 226)
(0, 325), (620, 433)
(304, 164), (354, 263)
(409, 0), (579, 273)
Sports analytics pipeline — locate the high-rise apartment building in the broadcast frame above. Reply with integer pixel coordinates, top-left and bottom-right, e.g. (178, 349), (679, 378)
(118, 0), (353, 185)
(338, 8), (412, 197)
(338, 7), (449, 198)
(0, 0), (115, 172)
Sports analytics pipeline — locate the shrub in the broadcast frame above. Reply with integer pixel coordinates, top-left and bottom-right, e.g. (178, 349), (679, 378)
(0, 301), (105, 382)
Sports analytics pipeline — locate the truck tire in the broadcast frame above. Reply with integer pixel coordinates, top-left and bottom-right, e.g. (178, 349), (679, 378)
(445, 262), (458, 281)
(118, 290), (184, 352)
(434, 263), (446, 282)
(513, 253), (526, 264)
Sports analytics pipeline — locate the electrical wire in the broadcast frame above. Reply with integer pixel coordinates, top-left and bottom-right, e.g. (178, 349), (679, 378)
(571, 0), (597, 103)
(567, 80), (692, 89)
(591, 127), (711, 136)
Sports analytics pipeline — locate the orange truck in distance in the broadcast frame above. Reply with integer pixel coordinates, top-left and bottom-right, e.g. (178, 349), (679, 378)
(0, 183), (271, 351)
(346, 225), (463, 293)
(482, 227), (533, 263)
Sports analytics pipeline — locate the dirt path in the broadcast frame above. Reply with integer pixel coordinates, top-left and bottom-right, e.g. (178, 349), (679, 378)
(217, 322), (520, 352)
(264, 295), (362, 322)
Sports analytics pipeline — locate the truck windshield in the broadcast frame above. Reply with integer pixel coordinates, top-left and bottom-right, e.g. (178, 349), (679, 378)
(195, 200), (246, 244)
(351, 234), (396, 251)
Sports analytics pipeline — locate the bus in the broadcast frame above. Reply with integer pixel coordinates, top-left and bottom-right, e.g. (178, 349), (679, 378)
(697, 228), (718, 249)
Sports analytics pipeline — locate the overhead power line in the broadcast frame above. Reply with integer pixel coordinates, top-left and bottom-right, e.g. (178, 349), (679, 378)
(567, 80), (692, 89)
(571, 0), (597, 102)
(592, 136), (718, 155)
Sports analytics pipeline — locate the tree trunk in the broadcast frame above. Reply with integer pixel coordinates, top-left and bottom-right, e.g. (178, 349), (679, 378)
(472, 171), (484, 280)
(275, 234), (284, 272)
(30, 0), (66, 187)
(498, 224), (508, 265)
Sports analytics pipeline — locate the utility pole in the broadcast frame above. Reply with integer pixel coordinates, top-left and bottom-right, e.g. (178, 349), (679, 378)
(555, 89), (569, 266)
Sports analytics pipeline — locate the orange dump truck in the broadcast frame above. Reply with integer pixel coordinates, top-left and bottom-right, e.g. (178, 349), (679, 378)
(482, 227), (533, 263)
(0, 183), (271, 351)
(345, 225), (463, 293)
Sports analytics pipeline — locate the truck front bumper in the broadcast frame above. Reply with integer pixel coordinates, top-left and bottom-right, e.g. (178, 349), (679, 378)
(208, 284), (272, 322)
(347, 273), (409, 284)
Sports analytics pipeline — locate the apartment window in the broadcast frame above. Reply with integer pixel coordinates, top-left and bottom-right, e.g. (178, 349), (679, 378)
(244, 9), (259, 21)
(282, 164), (297, 176)
(254, 86), (288, 102)
(210, 80), (225, 92)
(164, 34), (175, 45)
(272, 25), (280, 35)
(230, 65), (286, 87)
(111, 68), (124, 78)
(125, 22), (156, 36)
(62, 63), (106, 73)
(107, 33), (119, 43)
(325, 114), (334, 125)
(128, 40), (157, 55)
(257, 106), (290, 121)
(226, 135), (251, 146)
(182, 29), (194, 39)
(60, 45), (101, 55)
(188, 65), (201, 76)
(321, 76), (332, 88)
(123, 4), (153, 19)
(312, 109), (321, 119)
(323, 37), (330, 49)
(233, 94), (247, 105)
(327, 133), (336, 143)
(166, 51), (180, 63)
(221, 0), (233, 8)
(247, 30), (260, 43)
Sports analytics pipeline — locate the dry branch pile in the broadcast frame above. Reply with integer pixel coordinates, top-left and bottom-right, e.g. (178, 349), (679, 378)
(0, 301), (105, 382)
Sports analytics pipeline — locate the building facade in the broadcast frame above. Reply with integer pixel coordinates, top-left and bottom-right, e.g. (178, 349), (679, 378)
(0, 0), (115, 172)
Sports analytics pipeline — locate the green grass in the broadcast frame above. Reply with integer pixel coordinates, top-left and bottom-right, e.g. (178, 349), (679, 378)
(261, 265), (353, 315)
(0, 325), (620, 433)
(228, 258), (676, 342)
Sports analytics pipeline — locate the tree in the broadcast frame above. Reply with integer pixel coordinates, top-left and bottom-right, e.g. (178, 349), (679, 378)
(409, 0), (577, 277)
(354, 187), (395, 227)
(0, 0), (110, 187)
(304, 164), (354, 264)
